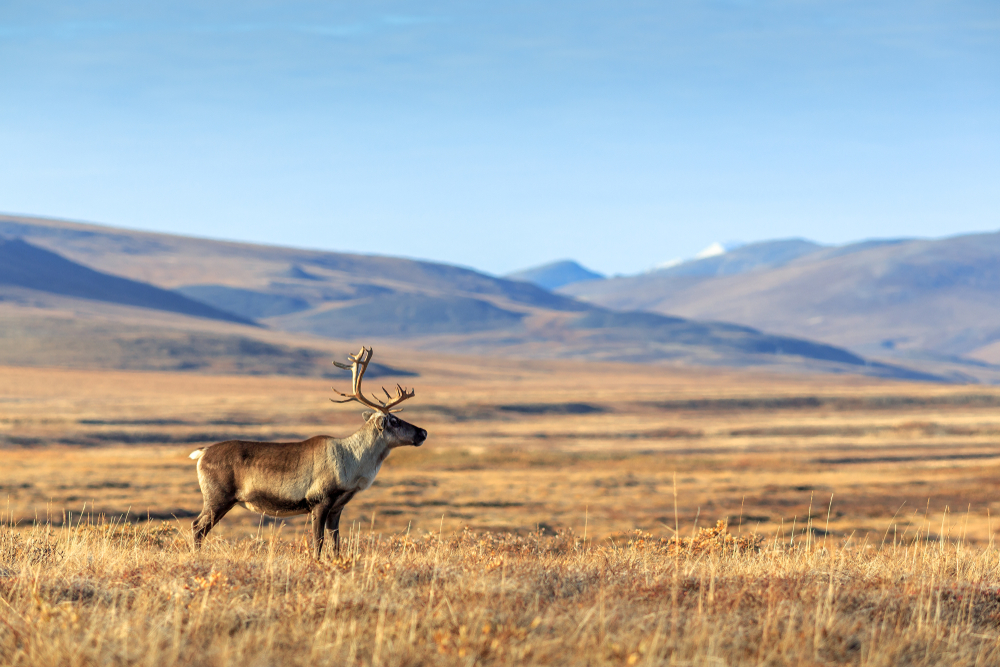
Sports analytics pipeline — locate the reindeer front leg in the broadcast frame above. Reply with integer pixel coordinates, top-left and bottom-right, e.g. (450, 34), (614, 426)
(324, 490), (356, 557)
(326, 508), (344, 555)
(310, 500), (334, 560)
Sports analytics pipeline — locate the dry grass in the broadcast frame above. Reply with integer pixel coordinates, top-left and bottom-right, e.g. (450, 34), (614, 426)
(5, 359), (1000, 664)
(3, 513), (1000, 666)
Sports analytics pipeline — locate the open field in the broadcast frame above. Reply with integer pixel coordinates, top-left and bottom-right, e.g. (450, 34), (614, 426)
(4, 358), (1000, 542)
(4, 357), (1000, 664)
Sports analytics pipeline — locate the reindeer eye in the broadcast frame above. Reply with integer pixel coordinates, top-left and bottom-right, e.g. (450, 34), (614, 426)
(388, 415), (398, 426)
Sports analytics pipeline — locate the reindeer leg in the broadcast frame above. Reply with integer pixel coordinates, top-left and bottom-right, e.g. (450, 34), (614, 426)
(326, 508), (344, 556)
(325, 490), (356, 557)
(310, 501), (334, 560)
(192, 498), (236, 550)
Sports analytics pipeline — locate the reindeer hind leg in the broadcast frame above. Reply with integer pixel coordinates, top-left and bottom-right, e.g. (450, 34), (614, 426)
(192, 498), (236, 550)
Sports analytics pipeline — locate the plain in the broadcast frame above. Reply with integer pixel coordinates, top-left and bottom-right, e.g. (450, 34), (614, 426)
(3, 357), (1000, 665)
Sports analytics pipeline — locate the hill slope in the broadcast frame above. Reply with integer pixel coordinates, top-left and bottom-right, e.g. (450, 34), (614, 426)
(0, 238), (253, 325)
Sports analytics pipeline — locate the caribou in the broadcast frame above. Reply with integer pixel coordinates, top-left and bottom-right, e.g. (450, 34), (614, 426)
(189, 347), (426, 558)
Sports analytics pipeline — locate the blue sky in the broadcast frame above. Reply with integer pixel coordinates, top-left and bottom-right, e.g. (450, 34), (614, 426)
(1, 1), (997, 275)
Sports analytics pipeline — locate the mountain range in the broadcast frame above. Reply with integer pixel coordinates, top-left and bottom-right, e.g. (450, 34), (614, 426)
(0, 213), (936, 381)
(541, 234), (1000, 382)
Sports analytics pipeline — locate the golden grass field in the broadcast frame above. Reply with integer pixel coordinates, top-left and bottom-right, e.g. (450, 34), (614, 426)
(4, 354), (1000, 665)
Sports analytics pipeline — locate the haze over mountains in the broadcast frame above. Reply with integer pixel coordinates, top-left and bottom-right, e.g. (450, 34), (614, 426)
(0, 214), (933, 381)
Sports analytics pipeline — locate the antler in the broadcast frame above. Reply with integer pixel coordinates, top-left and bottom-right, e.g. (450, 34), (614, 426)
(331, 347), (415, 413)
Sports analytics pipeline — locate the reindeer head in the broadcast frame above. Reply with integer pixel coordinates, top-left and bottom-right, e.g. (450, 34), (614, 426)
(332, 347), (427, 448)
(364, 411), (427, 448)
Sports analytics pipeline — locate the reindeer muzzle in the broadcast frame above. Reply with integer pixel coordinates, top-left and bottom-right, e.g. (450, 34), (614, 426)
(414, 429), (427, 446)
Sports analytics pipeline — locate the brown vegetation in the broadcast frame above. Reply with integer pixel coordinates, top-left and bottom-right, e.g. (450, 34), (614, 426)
(3, 512), (1000, 665)
(4, 358), (1000, 664)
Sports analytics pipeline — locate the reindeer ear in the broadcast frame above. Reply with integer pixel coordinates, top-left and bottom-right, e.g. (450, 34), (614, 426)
(362, 410), (376, 422)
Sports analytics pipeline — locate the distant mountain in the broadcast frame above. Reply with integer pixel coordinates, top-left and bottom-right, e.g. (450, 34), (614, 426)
(650, 239), (825, 278)
(562, 231), (1000, 373)
(505, 260), (604, 290)
(0, 214), (945, 380)
(0, 238), (253, 325)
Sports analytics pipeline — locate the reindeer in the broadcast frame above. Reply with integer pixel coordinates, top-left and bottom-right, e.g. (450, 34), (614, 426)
(189, 347), (426, 559)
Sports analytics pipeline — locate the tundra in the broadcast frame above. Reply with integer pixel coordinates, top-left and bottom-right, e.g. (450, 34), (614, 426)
(189, 347), (426, 558)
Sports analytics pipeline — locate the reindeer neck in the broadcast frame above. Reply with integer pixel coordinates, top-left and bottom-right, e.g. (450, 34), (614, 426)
(338, 419), (390, 460)
(329, 419), (392, 491)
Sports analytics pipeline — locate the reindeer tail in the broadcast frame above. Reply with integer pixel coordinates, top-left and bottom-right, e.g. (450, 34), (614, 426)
(189, 448), (205, 460)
